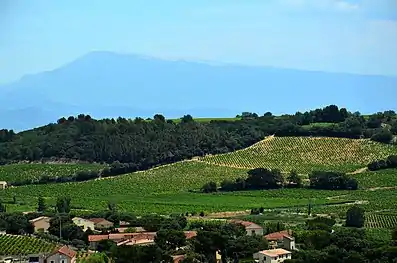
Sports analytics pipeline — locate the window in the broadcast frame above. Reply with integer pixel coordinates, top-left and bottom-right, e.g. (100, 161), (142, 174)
(61, 260), (65, 263)
(51, 261), (54, 263)
(251, 230), (256, 235)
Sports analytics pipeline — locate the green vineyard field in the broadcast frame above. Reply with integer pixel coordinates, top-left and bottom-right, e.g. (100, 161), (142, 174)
(0, 163), (105, 184)
(0, 235), (57, 255)
(365, 213), (397, 229)
(198, 136), (397, 173)
(2, 159), (396, 216)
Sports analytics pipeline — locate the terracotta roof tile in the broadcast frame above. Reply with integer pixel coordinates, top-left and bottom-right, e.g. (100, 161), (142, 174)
(259, 248), (291, 257)
(57, 246), (77, 258)
(184, 231), (197, 239)
(88, 235), (109, 242)
(230, 219), (262, 229)
(264, 230), (292, 241)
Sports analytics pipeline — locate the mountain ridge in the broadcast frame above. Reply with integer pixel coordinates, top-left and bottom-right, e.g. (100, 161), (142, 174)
(1, 51), (396, 131)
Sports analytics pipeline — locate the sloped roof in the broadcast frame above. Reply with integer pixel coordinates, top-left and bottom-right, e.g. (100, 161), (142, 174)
(89, 218), (113, 225)
(55, 246), (77, 258)
(29, 216), (50, 223)
(230, 219), (262, 229)
(184, 231), (197, 239)
(264, 230), (292, 241)
(88, 235), (109, 242)
(259, 248), (291, 257)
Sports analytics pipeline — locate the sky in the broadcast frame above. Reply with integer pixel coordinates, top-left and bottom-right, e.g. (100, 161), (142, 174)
(1, 0), (397, 84)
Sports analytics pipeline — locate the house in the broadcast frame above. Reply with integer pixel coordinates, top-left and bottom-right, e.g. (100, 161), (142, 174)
(264, 230), (294, 250)
(88, 232), (155, 250)
(88, 218), (114, 229)
(253, 249), (292, 263)
(230, 220), (264, 236)
(116, 233), (156, 246)
(46, 246), (77, 263)
(29, 216), (51, 233)
(72, 217), (95, 232)
(0, 181), (7, 189)
(27, 246), (77, 263)
(88, 231), (197, 250)
(282, 235), (296, 251)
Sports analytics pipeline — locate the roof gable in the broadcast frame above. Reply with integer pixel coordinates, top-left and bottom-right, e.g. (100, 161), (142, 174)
(51, 246), (77, 259)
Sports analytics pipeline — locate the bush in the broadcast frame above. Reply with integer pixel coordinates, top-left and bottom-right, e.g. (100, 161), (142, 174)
(371, 130), (393, 143)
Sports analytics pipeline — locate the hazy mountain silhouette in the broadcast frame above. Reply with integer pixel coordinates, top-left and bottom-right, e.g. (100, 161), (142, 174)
(1, 51), (396, 131)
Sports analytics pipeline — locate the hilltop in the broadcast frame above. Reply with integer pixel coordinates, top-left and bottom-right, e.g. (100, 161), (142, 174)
(1, 51), (396, 130)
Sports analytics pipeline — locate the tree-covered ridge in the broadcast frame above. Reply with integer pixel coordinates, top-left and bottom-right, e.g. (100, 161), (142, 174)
(0, 105), (396, 171)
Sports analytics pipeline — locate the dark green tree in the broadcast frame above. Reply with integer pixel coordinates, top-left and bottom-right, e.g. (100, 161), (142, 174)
(346, 205), (365, 228)
(155, 229), (186, 251)
(56, 196), (71, 213)
(287, 170), (302, 188)
(37, 196), (46, 212)
(201, 181), (217, 193)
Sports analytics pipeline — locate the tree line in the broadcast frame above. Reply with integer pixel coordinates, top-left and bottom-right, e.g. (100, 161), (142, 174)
(0, 105), (396, 171)
(201, 168), (358, 193)
(367, 155), (397, 171)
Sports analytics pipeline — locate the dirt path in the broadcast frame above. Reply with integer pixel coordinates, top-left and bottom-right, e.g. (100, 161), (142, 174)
(366, 186), (397, 191)
(347, 167), (367, 175)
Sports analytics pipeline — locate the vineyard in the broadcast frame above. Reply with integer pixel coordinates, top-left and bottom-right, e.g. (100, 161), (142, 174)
(198, 136), (397, 173)
(0, 163), (105, 184)
(365, 213), (397, 229)
(1, 158), (396, 215)
(0, 234), (57, 255)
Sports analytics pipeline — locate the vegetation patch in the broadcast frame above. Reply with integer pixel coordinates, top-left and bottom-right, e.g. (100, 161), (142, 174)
(0, 235), (57, 256)
(199, 136), (397, 173)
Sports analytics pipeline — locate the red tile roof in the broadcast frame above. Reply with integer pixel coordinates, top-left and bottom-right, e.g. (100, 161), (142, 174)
(230, 219), (262, 229)
(264, 230), (292, 241)
(184, 231), (197, 239)
(259, 248), (291, 257)
(88, 235), (109, 242)
(57, 246), (77, 258)
(172, 255), (185, 263)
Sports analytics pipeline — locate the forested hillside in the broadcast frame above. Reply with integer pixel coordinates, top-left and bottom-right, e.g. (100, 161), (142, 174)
(0, 105), (396, 172)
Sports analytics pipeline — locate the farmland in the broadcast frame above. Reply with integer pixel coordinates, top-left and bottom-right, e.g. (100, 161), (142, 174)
(2, 156), (397, 216)
(198, 136), (397, 173)
(0, 163), (105, 184)
(365, 213), (397, 229)
(0, 235), (57, 255)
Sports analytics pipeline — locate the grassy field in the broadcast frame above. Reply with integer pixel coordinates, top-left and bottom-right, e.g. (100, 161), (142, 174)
(2, 157), (396, 217)
(0, 235), (57, 256)
(0, 163), (105, 184)
(198, 136), (397, 173)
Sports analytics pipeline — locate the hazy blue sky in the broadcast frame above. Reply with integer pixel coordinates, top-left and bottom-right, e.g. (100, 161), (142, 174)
(1, 0), (396, 83)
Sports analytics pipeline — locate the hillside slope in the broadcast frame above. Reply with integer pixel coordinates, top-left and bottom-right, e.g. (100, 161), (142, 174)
(2, 159), (397, 215)
(1, 51), (397, 130)
(198, 136), (397, 173)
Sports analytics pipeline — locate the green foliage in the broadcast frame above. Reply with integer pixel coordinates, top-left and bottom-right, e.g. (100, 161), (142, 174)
(56, 196), (71, 213)
(371, 129), (393, 143)
(0, 163), (105, 185)
(37, 196), (46, 212)
(79, 253), (109, 263)
(0, 235), (57, 255)
(199, 136), (397, 173)
(155, 229), (186, 251)
(201, 181), (217, 193)
(365, 213), (397, 229)
(346, 205), (365, 228)
(309, 171), (358, 190)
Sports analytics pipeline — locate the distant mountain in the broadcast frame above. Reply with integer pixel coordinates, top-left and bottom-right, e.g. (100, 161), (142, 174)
(1, 51), (396, 131)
